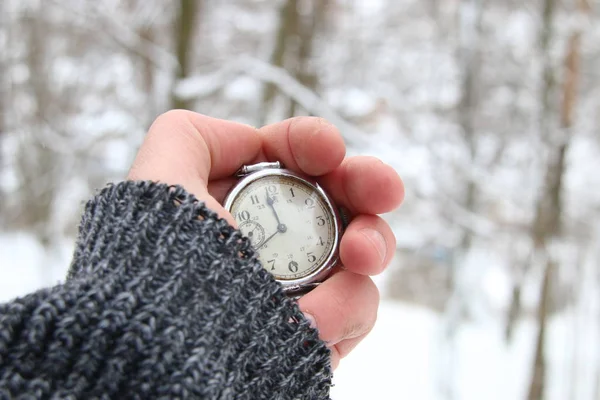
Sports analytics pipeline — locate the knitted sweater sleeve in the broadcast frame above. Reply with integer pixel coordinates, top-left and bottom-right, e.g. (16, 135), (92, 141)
(0, 181), (332, 400)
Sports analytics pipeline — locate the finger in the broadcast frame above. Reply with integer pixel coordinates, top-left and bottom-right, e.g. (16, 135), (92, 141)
(173, 179), (234, 225)
(334, 332), (370, 359)
(127, 110), (261, 223)
(298, 270), (379, 347)
(259, 117), (346, 176)
(128, 110), (261, 187)
(340, 214), (396, 276)
(330, 332), (370, 370)
(207, 177), (237, 204)
(318, 156), (404, 215)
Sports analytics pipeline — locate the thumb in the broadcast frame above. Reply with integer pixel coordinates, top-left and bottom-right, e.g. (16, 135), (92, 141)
(127, 110), (262, 225)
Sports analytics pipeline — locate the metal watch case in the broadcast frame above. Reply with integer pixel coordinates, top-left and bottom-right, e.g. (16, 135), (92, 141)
(223, 162), (343, 297)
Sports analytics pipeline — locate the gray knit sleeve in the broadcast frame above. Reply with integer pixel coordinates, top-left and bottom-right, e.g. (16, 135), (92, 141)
(0, 181), (332, 399)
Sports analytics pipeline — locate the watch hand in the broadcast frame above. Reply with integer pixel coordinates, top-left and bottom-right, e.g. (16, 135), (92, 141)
(256, 230), (278, 250)
(248, 223), (258, 236)
(247, 227), (256, 241)
(265, 188), (282, 225)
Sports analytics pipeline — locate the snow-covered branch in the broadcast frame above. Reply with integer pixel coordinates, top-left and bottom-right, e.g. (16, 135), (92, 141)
(49, 0), (177, 71)
(238, 56), (369, 147)
(174, 56), (370, 147)
(173, 64), (240, 102)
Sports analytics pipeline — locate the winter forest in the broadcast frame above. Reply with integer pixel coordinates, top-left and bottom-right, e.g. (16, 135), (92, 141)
(1, 0), (600, 399)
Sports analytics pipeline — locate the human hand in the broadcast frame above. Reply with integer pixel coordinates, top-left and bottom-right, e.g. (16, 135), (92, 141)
(127, 110), (404, 369)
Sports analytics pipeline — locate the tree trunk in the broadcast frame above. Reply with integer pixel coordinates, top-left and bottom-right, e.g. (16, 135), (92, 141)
(447, 0), (483, 288)
(0, 0), (5, 154)
(171, 0), (199, 110)
(528, 257), (553, 400)
(526, 3), (557, 396)
(438, 2), (485, 399)
(260, 0), (299, 125)
(446, 0), (484, 332)
(288, 0), (328, 117)
(260, 0), (326, 125)
(0, 2), (5, 221)
(527, 0), (587, 398)
(505, 279), (522, 341)
(139, 24), (156, 121)
(16, 7), (56, 242)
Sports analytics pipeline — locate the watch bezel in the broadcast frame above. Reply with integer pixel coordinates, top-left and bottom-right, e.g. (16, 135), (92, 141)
(223, 167), (342, 294)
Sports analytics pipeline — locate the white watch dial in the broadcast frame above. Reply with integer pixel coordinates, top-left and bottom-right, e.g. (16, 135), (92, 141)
(229, 175), (336, 280)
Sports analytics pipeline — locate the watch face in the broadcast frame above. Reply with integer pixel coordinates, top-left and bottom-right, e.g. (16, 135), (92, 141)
(228, 174), (337, 280)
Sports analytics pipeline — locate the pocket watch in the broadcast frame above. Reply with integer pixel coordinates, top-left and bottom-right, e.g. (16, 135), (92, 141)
(224, 162), (346, 297)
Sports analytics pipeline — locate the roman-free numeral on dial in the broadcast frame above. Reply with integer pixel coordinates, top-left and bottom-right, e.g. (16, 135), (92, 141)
(288, 261), (299, 273)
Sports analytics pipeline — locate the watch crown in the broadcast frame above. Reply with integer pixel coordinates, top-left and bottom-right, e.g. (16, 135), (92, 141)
(339, 206), (351, 230)
(236, 161), (282, 177)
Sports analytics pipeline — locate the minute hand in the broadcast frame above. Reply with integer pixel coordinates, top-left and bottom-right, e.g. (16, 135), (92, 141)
(266, 188), (282, 226)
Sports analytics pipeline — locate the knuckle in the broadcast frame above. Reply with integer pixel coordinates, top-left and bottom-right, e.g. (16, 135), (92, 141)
(148, 110), (194, 139)
(313, 116), (333, 127)
(153, 109), (191, 126)
(363, 279), (380, 330)
(335, 274), (379, 341)
(311, 117), (337, 138)
(150, 110), (208, 145)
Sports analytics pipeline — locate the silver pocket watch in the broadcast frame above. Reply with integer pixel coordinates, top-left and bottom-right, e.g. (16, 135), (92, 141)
(224, 162), (347, 297)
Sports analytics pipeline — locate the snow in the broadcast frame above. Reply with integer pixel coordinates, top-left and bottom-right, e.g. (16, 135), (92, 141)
(0, 233), (48, 301)
(332, 299), (596, 400)
(326, 88), (378, 118)
(223, 76), (262, 102)
(331, 302), (438, 400)
(480, 263), (512, 310)
(0, 233), (72, 302)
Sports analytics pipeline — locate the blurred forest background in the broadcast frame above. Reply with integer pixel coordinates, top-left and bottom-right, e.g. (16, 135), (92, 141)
(1, 0), (600, 399)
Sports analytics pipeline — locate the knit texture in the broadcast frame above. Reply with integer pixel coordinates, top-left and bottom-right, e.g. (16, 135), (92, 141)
(0, 181), (332, 399)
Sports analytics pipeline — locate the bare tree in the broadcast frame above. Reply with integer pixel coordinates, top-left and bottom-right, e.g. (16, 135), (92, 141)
(526, 0), (589, 398)
(437, 1), (485, 398)
(13, 6), (60, 248)
(260, 0), (328, 125)
(287, 0), (328, 117)
(172, 0), (200, 110)
(454, 0), (485, 281)
(260, 0), (299, 125)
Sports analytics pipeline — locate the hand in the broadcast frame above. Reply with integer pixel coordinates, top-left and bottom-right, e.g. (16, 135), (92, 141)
(128, 111), (404, 369)
(265, 188), (286, 233)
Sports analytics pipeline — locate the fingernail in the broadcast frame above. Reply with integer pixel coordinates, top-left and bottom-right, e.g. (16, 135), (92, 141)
(360, 229), (387, 263)
(303, 312), (318, 330)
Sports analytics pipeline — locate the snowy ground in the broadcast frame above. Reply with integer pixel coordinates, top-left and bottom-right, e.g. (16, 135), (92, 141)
(1, 233), (597, 400)
(332, 302), (597, 400)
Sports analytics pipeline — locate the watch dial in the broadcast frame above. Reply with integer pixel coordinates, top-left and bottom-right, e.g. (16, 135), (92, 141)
(229, 175), (336, 280)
